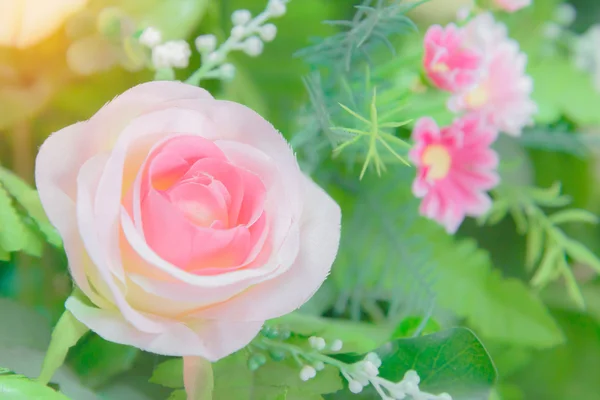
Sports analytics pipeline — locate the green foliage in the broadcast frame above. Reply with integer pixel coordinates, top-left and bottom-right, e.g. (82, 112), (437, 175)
(151, 351), (344, 400)
(0, 166), (62, 259)
(68, 334), (139, 388)
(483, 183), (600, 308)
(378, 328), (497, 399)
(0, 368), (70, 399)
(39, 308), (90, 386)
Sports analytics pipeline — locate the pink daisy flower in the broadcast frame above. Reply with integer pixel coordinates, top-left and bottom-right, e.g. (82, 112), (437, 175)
(449, 14), (537, 136)
(493, 0), (532, 13)
(409, 115), (500, 234)
(423, 24), (483, 92)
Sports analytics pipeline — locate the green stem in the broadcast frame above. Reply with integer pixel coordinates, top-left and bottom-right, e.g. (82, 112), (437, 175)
(259, 338), (349, 370)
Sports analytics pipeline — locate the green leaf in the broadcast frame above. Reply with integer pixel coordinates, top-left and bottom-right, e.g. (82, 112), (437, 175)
(149, 359), (184, 389)
(0, 182), (31, 253)
(378, 328), (497, 399)
(68, 334), (139, 388)
(434, 240), (565, 349)
(525, 221), (544, 269)
(268, 312), (391, 354)
(0, 369), (70, 400)
(0, 167), (61, 247)
(167, 389), (186, 400)
(391, 316), (441, 339)
(210, 350), (343, 400)
(549, 209), (599, 225)
(39, 309), (90, 385)
(563, 239), (600, 274)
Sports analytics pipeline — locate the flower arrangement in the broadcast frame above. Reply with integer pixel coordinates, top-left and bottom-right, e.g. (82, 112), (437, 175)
(1, 0), (600, 399)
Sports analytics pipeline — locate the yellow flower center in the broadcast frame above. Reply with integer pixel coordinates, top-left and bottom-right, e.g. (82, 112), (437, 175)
(466, 85), (489, 108)
(422, 145), (451, 180)
(431, 63), (449, 73)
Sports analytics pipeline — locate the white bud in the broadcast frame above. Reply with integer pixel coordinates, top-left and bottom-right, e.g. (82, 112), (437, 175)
(330, 339), (343, 352)
(195, 34), (217, 53)
(403, 370), (420, 384)
(152, 41), (191, 69)
(308, 336), (326, 351)
(542, 22), (562, 40)
(362, 360), (379, 377)
(206, 51), (222, 64)
(267, 0), (286, 17)
(259, 23), (277, 42)
(402, 380), (419, 396)
(232, 9), (252, 26)
(243, 36), (263, 57)
(300, 365), (316, 381)
(139, 27), (162, 48)
(313, 361), (325, 371)
(219, 63), (236, 80)
(365, 352), (382, 368)
(231, 25), (246, 39)
(555, 3), (576, 26)
(348, 380), (364, 394)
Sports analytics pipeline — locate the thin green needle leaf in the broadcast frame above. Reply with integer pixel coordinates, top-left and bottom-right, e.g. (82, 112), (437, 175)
(381, 132), (413, 148)
(338, 102), (371, 125)
(331, 127), (370, 135)
(378, 138), (410, 166)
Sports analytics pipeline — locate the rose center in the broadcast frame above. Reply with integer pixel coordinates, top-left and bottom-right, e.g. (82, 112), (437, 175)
(431, 62), (450, 73)
(422, 144), (451, 180)
(466, 85), (489, 108)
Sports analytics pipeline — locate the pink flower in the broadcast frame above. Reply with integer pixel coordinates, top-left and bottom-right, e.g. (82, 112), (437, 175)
(493, 0), (531, 13)
(409, 115), (500, 233)
(35, 81), (341, 361)
(449, 14), (537, 136)
(423, 24), (483, 92)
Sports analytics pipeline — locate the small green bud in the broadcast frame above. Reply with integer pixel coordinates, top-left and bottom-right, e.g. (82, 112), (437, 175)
(248, 353), (267, 371)
(278, 329), (291, 340)
(261, 326), (279, 339)
(269, 350), (286, 361)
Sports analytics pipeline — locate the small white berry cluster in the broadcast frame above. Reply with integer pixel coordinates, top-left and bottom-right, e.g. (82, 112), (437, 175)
(342, 353), (452, 400)
(139, 27), (192, 70)
(541, 3), (577, 42)
(186, 0), (289, 85)
(299, 336), (343, 382)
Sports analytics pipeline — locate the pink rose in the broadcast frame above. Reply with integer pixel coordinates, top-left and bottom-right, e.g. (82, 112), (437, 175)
(35, 81), (341, 361)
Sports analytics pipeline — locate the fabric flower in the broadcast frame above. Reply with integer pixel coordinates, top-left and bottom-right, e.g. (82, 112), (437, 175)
(449, 14), (537, 136)
(409, 115), (499, 233)
(423, 24), (483, 92)
(493, 0), (532, 13)
(0, 0), (88, 48)
(35, 81), (341, 361)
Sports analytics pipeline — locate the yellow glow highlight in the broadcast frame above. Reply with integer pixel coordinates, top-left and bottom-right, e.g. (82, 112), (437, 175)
(466, 85), (489, 108)
(431, 63), (449, 73)
(422, 145), (451, 180)
(0, 0), (88, 49)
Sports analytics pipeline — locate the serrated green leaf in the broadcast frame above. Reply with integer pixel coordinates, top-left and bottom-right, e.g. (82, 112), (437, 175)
(0, 167), (62, 248)
(68, 334), (139, 388)
(0, 182), (28, 253)
(378, 328), (497, 399)
(549, 209), (599, 225)
(435, 240), (565, 349)
(563, 239), (600, 274)
(150, 359), (184, 389)
(39, 308), (90, 385)
(0, 370), (70, 400)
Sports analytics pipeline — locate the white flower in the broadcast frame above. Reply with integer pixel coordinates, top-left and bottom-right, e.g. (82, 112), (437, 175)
(308, 336), (326, 351)
(243, 36), (264, 56)
(313, 361), (325, 371)
(231, 25), (247, 40)
(300, 365), (317, 381)
(219, 63), (236, 80)
(365, 352), (382, 368)
(259, 24), (278, 42)
(195, 34), (217, 53)
(330, 339), (343, 352)
(348, 380), (364, 394)
(362, 360), (379, 378)
(542, 22), (562, 40)
(267, 0), (287, 17)
(139, 27), (162, 48)
(232, 9), (252, 26)
(152, 40), (191, 69)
